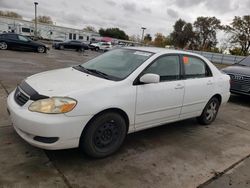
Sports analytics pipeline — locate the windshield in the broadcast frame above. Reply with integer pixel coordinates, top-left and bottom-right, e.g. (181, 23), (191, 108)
(238, 56), (250, 66)
(77, 49), (153, 80)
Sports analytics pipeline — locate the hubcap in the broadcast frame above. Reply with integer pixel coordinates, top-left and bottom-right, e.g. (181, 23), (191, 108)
(0, 42), (7, 50)
(206, 101), (217, 121)
(94, 120), (119, 149)
(38, 47), (44, 53)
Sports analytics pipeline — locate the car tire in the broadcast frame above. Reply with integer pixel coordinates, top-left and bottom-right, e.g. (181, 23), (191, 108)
(197, 97), (220, 125)
(79, 47), (85, 52)
(95, 47), (99, 51)
(0, 42), (8, 50)
(59, 45), (64, 50)
(37, 46), (45, 53)
(80, 112), (127, 158)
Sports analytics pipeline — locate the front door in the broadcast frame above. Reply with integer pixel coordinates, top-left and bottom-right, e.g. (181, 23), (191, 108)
(135, 55), (184, 130)
(16, 35), (33, 51)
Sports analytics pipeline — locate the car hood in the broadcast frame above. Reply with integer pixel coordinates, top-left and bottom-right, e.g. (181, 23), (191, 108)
(25, 67), (113, 97)
(222, 65), (250, 75)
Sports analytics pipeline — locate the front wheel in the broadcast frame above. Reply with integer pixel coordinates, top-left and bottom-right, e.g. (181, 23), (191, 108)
(0, 42), (8, 50)
(37, 46), (45, 53)
(80, 112), (127, 158)
(197, 97), (220, 125)
(79, 47), (85, 52)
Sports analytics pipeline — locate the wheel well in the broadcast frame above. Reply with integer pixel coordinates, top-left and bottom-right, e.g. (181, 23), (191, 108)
(211, 94), (222, 105)
(82, 108), (130, 135)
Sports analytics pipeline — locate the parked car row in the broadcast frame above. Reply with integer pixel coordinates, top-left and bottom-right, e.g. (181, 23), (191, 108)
(52, 40), (114, 52)
(0, 33), (114, 53)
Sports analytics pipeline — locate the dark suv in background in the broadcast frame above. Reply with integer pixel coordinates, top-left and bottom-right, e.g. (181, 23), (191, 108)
(0, 33), (48, 53)
(222, 56), (250, 96)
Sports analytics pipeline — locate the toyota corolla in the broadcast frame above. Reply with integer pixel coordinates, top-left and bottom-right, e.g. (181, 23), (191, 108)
(7, 47), (230, 158)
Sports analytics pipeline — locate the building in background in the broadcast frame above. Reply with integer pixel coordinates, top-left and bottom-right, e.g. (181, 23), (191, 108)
(0, 16), (100, 42)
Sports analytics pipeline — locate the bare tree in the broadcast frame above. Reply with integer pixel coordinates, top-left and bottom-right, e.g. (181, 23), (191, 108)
(224, 15), (250, 56)
(0, 10), (22, 19)
(32, 16), (53, 24)
(193, 16), (221, 51)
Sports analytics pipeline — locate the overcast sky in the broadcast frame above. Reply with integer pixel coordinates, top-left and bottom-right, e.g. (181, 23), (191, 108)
(0, 0), (249, 37)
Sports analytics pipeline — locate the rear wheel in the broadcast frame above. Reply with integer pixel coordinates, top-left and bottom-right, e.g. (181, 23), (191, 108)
(95, 47), (99, 51)
(0, 42), (7, 50)
(197, 97), (220, 125)
(37, 46), (45, 53)
(80, 112), (127, 158)
(59, 45), (64, 50)
(79, 47), (85, 52)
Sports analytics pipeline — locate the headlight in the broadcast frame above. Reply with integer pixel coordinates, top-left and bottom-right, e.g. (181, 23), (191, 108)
(29, 97), (77, 114)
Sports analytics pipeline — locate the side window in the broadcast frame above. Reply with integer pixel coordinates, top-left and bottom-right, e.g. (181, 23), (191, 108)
(18, 35), (29, 42)
(143, 55), (180, 82)
(7, 34), (17, 40)
(183, 56), (212, 79)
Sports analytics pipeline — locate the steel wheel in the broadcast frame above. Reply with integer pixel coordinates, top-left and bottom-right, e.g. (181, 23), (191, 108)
(0, 42), (7, 50)
(37, 46), (45, 53)
(94, 120), (120, 150)
(80, 112), (127, 158)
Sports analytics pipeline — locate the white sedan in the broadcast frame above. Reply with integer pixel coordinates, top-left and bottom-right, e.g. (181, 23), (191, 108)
(7, 47), (230, 158)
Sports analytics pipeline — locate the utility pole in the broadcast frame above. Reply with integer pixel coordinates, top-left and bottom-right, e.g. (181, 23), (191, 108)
(34, 2), (38, 40)
(141, 27), (146, 44)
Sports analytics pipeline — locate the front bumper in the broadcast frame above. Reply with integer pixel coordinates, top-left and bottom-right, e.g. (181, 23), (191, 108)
(7, 91), (92, 150)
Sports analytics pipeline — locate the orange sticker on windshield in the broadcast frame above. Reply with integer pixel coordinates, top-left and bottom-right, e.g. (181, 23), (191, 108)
(183, 56), (189, 64)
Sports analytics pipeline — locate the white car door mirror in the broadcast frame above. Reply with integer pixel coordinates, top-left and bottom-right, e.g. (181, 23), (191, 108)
(140, 73), (160, 84)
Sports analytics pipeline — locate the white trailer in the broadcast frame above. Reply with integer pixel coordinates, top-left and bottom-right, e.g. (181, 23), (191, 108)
(0, 16), (99, 42)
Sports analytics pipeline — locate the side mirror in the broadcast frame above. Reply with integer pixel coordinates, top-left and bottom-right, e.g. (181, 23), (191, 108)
(140, 73), (160, 84)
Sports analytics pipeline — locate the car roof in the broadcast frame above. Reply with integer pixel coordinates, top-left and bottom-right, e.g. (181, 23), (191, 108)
(125, 46), (200, 56)
(1, 33), (17, 35)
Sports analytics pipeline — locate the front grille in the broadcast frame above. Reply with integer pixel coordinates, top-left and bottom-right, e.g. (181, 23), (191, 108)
(14, 87), (29, 106)
(228, 74), (250, 93)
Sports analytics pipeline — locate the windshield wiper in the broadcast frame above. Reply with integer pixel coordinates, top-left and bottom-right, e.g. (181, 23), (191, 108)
(75, 65), (92, 74)
(85, 68), (111, 80)
(74, 65), (115, 80)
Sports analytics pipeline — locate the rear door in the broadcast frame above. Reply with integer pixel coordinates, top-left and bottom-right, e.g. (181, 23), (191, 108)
(4, 34), (19, 49)
(180, 55), (215, 119)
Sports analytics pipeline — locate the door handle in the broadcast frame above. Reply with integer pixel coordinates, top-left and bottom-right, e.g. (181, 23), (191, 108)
(175, 84), (184, 89)
(207, 80), (213, 85)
